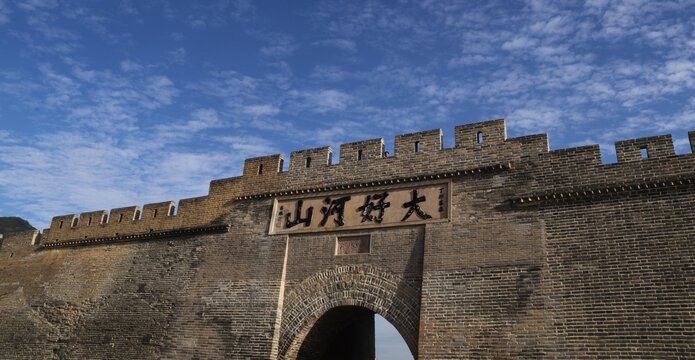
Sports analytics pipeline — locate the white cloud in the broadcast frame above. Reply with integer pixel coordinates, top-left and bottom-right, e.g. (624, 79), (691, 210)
(143, 76), (178, 108)
(507, 106), (564, 133)
(38, 63), (81, 107)
(301, 90), (351, 113)
(190, 108), (222, 129)
(310, 65), (346, 82)
(260, 39), (297, 57)
(155, 152), (227, 184)
(243, 104), (279, 117)
(196, 70), (257, 101)
(153, 108), (223, 143)
(17, 0), (57, 11)
(659, 60), (695, 88)
(0, 71), (42, 100)
(674, 137), (692, 154)
(0, 132), (136, 227)
(501, 37), (538, 51)
(447, 54), (498, 67)
(169, 47), (186, 64)
(218, 135), (279, 156)
(529, 15), (574, 36)
(0, 0), (10, 25)
(118, 0), (138, 15)
(184, 0), (255, 28)
(120, 59), (143, 72)
(660, 108), (695, 131)
(316, 38), (357, 52)
(0, 117), (250, 229)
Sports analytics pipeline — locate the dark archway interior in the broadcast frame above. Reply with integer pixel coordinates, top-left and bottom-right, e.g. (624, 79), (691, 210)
(297, 306), (376, 360)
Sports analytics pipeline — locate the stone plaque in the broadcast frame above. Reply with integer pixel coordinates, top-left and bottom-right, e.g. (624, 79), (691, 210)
(336, 235), (370, 255)
(269, 182), (449, 234)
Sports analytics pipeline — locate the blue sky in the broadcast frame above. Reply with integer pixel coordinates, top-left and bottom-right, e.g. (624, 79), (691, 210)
(0, 0), (694, 356)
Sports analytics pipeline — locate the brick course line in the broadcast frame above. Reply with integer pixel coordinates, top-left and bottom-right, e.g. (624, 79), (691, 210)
(37, 224), (229, 250)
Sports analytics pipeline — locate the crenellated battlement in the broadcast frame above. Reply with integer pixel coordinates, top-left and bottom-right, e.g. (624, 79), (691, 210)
(339, 138), (384, 163)
(41, 197), (214, 246)
(24, 119), (695, 248)
(615, 135), (675, 162)
(289, 146), (333, 171)
(394, 129), (443, 155)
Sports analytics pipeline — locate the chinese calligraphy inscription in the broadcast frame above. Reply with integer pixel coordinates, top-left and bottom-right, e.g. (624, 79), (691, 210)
(271, 183), (448, 234)
(357, 192), (390, 223)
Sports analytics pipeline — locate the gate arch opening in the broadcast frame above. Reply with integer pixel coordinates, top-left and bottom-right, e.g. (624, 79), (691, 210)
(296, 306), (376, 360)
(278, 265), (421, 360)
(294, 306), (414, 360)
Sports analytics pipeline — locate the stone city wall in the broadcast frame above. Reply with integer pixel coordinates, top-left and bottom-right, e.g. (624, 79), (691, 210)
(0, 119), (693, 359)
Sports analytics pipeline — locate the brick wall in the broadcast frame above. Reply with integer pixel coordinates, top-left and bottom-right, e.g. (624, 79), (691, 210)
(541, 190), (694, 359)
(1, 119), (694, 359)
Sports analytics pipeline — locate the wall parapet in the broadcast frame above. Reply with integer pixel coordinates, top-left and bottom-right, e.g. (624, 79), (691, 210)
(33, 119), (695, 247)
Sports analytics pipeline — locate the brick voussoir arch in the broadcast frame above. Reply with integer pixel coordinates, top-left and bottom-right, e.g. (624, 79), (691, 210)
(279, 264), (421, 360)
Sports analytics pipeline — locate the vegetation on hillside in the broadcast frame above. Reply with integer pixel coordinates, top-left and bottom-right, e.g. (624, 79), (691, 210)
(0, 217), (35, 235)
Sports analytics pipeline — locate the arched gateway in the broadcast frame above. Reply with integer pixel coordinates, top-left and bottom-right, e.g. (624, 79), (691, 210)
(278, 265), (420, 360)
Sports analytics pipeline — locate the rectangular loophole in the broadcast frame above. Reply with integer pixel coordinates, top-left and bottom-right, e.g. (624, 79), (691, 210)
(641, 147), (648, 158)
(336, 235), (371, 255)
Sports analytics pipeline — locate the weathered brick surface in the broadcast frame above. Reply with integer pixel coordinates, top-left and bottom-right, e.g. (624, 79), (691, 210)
(541, 189), (695, 359)
(1, 119), (694, 359)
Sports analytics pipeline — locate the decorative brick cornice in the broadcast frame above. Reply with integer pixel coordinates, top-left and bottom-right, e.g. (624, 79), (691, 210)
(38, 224), (229, 250)
(510, 176), (695, 208)
(236, 163), (511, 200)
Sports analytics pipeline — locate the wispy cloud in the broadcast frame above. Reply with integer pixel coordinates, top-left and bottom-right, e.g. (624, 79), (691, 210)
(256, 32), (298, 58)
(501, 36), (538, 51)
(120, 59), (143, 73)
(507, 106), (565, 133)
(316, 38), (357, 52)
(154, 108), (223, 142)
(218, 135), (279, 155)
(38, 63), (81, 107)
(143, 76), (178, 107)
(16, 0), (57, 12)
(168, 47), (187, 64)
(310, 65), (347, 82)
(0, 0), (11, 25)
(243, 104), (280, 117)
(185, 0), (255, 28)
(296, 89), (351, 113)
